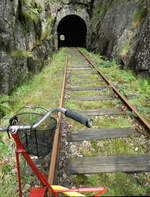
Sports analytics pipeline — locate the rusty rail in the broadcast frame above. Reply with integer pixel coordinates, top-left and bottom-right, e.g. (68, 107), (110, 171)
(48, 47), (150, 188)
(77, 48), (150, 134)
(48, 52), (68, 185)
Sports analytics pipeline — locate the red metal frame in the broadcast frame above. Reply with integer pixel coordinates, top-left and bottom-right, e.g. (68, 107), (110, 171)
(54, 187), (106, 196)
(11, 132), (58, 197)
(11, 132), (106, 197)
(29, 187), (47, 197)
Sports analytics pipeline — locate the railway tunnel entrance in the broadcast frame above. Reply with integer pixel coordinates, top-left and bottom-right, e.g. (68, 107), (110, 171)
(57, 15), (87, 48)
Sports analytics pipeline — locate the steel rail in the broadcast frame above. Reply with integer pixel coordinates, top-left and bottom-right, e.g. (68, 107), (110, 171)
(48, 51), (68, 185)
(77, 48), (150, 134)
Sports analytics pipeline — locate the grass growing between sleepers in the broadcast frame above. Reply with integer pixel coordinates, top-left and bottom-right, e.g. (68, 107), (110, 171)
(67, 115), (131, 132)
(65, 48), (150, 196)
(80, 48), (150, 123)
(0, 48), (66, 197)
(73, 172), (150, 196)
(65, 99), (121, 110)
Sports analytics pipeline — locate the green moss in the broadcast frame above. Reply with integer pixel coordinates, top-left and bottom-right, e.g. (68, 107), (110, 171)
(34, 0), (43, 12)
(132, 8), (147, 28)
(133, 8), (147, 22)
(40, 17), (54, 41)
(22, 7), (39, 24)
(96, 0), (113, 20)
(8, 50), (32, 59)
(21, 0), (43, 24)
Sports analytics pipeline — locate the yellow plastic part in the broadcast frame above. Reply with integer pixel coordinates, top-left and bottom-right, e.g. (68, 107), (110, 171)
(51, 185), (85, 196)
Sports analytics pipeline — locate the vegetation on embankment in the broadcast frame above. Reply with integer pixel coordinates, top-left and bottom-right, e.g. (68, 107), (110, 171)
(0, 48), (150, 196)
(81, 48), (150, 123)
(0, 48), (66, 197)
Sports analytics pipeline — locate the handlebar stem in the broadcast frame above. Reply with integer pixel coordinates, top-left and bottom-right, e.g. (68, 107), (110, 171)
(0, 107), (92, 133)
(0, 107), (67, 133)
(32, 107), (67, 129)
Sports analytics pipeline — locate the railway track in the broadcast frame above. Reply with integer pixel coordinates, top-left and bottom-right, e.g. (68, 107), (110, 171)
(48, 48), (150, 195)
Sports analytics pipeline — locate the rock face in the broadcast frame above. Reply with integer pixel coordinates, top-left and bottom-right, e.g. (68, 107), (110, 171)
(0, 0), (53, 94)
(90, 0), (150, 75)
(0, 0), (92, 94)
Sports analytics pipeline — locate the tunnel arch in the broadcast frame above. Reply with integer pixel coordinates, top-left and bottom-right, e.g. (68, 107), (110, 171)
(57, 15), (87, 48)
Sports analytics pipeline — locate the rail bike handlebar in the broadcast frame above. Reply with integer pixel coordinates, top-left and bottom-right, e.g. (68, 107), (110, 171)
(0, 107), (92, 133)
(65, 109), (92, 128)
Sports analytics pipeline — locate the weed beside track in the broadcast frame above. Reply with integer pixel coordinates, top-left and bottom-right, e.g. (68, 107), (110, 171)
(57, 48), (150, 196)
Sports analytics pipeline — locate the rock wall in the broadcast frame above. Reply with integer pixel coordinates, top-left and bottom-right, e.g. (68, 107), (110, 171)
(0, 0), (92, 94)
(90, 0), (150, 75)
(0, 0), (53, 94)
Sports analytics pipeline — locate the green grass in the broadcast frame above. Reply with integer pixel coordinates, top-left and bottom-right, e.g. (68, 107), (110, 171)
(0, 48), (66, 197)
(71, 88), (114, 97)
(1, 47), (150, 196)
(71, 74), (99, 81)
(87, 136), (146, 156)
(80, 48), (150, 123)
(73, 172), (150, 196)
(68, 115), (131, 132)
(65, 48), (150, 196)
(10, 49), (66, 111)
(70, 90), (102, 97)
(71, 81), (106, 87)
(93, 115), (131, 129)
(65, 99), (117, 111)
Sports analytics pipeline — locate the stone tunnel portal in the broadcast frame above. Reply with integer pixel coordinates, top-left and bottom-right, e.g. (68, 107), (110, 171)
(57, 15), (87, 48)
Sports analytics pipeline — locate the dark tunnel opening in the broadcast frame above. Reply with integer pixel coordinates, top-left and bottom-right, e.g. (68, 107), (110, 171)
(57, 15), (87, 48)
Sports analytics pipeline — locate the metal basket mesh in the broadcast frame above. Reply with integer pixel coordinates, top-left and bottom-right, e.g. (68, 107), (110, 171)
(10, 112), (57, 157)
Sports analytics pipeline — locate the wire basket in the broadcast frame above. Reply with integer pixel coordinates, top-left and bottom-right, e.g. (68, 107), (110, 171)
(9, 110), (57, 157)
